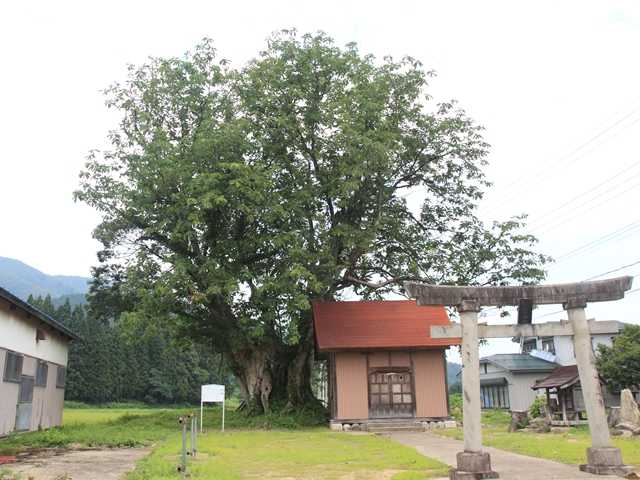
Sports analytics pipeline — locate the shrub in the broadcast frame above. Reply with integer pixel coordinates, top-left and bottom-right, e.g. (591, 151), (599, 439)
(529, 395), (546, 419)
(449, 393), (462, 421)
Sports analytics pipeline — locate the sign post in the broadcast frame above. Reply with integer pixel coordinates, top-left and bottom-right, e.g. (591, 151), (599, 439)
(200, 384), (225, 433)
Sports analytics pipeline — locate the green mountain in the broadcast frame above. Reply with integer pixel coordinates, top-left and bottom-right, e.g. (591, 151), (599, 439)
(447, 361), (462, 386)
(0, 256), (89, 302)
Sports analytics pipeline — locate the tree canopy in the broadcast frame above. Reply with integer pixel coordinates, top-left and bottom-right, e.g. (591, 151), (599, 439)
(597, 324), (640, 392)
(76, 31), (549, 412)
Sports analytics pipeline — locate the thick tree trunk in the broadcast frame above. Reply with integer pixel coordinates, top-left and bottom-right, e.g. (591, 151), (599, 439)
(285, 333), (316, 409)
(228, 311), (322, 414)
(229, 346), (274, 413)
(284, 309), (318, 409)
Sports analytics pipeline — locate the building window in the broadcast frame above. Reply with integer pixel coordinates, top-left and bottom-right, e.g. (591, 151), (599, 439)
(481, 384), (510, 409)
(3, 351), (23, 383)
(35, 361), (48, 387)
(541, 337), (555, 354)
(19, 376), (34, 403)
(523, 339), (537, 353)
(56, 366), (66, 389)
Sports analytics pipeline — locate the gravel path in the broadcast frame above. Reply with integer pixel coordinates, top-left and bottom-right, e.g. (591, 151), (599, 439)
(387, 432), (625, 480)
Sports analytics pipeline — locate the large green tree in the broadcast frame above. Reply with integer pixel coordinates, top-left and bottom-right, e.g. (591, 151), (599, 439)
(76, 31), (548, 412)
(597, 325), (640, 392)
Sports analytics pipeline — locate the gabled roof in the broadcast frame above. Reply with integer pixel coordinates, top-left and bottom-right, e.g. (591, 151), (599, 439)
(312, 300), (459, 352)
(480, 353), (558, 373)
(532, 365), (581, 390)
(0, 286), (78, 340)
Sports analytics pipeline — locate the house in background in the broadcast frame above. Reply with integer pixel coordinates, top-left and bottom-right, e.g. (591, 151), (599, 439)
(532, 364), (622, 425)
(313, 300), (459, 429)
(478, 353), (558, 411)
(0, 286), (77, 436)
(518, 320), (627, 365)
(476, 320), (628, 414)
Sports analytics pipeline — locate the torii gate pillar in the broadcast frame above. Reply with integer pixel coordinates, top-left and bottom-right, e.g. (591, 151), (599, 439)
(405, 277), (634, 479)
(457, 300), (497, 479)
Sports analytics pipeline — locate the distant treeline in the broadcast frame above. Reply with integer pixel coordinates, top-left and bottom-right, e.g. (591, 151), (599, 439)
(28, 295), (235, 404)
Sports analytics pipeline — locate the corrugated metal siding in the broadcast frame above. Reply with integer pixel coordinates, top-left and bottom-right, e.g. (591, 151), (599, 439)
(32, 362), (64, 430)
(313, 301), (458, 351)
(413, 350), (448, 417)
(0, 347), (64, 435)
(335, 352), (368, 420)
(0, 348), (19, 435)
(508, 372), (548, 411)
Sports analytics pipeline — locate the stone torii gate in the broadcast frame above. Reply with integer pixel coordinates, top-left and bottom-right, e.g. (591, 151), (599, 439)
(405, 276), (634, 480)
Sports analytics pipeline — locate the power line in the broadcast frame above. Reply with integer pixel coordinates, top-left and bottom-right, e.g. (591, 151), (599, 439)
(552, 220), (640, 264)
(483, 107), (640, 207)
(532, 180), (640, 236)
(584, 259), (640, 280)
(534, 275), (640, 320)
(526, 157), (640, 229)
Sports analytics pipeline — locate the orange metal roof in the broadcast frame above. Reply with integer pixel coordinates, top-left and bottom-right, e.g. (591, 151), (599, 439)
(312, 300), (460, 352)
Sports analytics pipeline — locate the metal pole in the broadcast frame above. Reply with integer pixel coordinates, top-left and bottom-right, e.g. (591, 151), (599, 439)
(182, 420), (187, 465)
(200, 401), (204, 433)
(179, 416), (187, 476)
(191, 415), (196, 457)
(193, 415), (197, 456)
(222, 398), (225, 432)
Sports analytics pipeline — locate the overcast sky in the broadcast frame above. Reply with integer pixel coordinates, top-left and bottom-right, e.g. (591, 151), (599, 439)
(1, 0), (639, 359)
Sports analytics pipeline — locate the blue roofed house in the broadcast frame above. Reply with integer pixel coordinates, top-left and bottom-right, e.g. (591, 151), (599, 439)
(478, 321), (629, 413)
(478, 353), (558, 411)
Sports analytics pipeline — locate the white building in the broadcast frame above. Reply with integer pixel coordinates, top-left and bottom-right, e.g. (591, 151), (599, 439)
(0, 286), (77, 436)
(518, 320), (626, 365)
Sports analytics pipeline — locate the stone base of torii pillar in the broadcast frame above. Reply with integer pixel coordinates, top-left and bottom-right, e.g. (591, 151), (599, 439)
(451, 452), (498, 480)
(580, 448), (635, 477)
(405, 277), (635, 479)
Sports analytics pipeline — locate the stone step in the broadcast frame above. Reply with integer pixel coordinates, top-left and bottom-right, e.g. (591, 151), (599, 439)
(368, 425), (424, 432)
(330, 419), (457, 432)
(366, 422), (421, 428)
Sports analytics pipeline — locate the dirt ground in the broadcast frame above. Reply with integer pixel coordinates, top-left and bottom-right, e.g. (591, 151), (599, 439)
(5, 447), (151, 480)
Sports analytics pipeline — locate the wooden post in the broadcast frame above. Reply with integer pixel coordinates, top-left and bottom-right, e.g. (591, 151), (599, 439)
(545, 389), (551, 419)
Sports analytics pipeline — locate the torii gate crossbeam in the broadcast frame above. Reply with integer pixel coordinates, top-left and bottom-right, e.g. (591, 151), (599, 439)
(405, 276), (634, 480)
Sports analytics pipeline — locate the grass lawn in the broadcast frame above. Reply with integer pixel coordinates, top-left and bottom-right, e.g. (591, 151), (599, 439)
(437, 408), (640, 467)
(130, 429), (448, 480)
(0, 403), (323, 455)
(0, 404), (449, 479)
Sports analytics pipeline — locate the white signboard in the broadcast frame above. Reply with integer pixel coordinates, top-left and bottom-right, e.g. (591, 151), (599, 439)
(200, 384), (225, 433)
(202, 384), (225, 403)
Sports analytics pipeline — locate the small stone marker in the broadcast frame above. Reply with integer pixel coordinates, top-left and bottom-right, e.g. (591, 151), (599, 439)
(619, 389), (640, 426)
